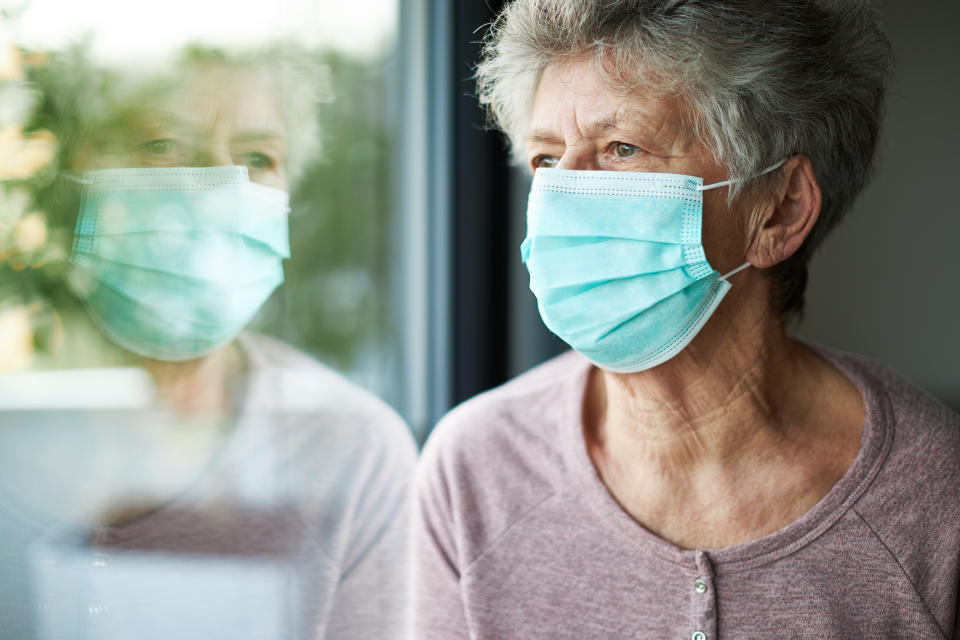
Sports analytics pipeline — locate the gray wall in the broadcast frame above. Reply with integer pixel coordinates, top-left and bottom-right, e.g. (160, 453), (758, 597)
(798, 0), (960, 411)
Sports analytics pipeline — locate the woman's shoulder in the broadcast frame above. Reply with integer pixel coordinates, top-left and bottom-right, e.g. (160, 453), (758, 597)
(416, 351), (589, 567)
(858, 349), (960, 493)
(813, 345), (960, 625)
(814, 343), (960, 452)
(816, 344), (960, 518)
(235, 332), (417, 465)
(424, 350), (587, 462)
(418, 351), (588, 516)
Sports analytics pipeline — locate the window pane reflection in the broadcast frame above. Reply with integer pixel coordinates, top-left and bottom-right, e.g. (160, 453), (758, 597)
(0, 2), (414, 639)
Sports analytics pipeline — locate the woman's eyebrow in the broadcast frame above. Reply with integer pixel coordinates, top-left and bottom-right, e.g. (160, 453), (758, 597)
(526, 111), (666, 142)
(143, 110), (188, 130)
(232, 130), (285, 144)
(585, 112), (621, 135)
(524, 115), (622, 145)
(609, 107), (693, 151)
(603, 108), (675, 138)
(525, 128), (563, 144)
(141, 111), (285, 144)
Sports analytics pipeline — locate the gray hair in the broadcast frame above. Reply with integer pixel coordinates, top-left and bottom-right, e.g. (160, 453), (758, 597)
(476, 0), (894, 316)
(172, 44), (333, 184)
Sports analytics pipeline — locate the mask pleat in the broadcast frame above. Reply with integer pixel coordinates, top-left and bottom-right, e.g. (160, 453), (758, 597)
(73, 264), (265, 330)
(541, 265), (707, 329)
(72, 233), (284, 285)
(77, 171), (290, 258)
(579, 278), (728, 369)
(527, 190), (697, 245)
(521, 166), (741, 373)
(525, 236), (691, 290)
(80, 279), (238, 361)
(68, 166), (289, 361)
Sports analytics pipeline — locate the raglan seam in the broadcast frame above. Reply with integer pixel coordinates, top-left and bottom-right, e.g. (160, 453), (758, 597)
(460, 487), (571, 576)
(851, 505), (950, 640)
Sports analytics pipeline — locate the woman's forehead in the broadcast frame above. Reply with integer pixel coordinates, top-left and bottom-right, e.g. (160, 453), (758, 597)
(528, 58), (692, 146)
(167, 67), (285, 132)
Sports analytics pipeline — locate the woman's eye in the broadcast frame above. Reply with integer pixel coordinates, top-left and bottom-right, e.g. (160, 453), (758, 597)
(532, 155), (559, 169)
(613, 142), (639, 159)
(241, 152), (275, 170)
(141, 138), (178, 155)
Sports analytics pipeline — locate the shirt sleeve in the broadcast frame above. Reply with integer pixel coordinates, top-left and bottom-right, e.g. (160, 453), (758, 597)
(412, 438), (472, 640)
(320, 418), (418, 640)
(322, 489), (413, 640)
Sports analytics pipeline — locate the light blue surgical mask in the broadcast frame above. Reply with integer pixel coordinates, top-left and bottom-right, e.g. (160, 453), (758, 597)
(67, 166), (290, 362)
(521, 163), (782, 373)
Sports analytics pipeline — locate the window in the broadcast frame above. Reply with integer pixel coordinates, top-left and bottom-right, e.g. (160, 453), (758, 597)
(0, 1), (420, 637)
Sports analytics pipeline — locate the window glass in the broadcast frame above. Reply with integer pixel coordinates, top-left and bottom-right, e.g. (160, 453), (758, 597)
(0, 2), (415, 638)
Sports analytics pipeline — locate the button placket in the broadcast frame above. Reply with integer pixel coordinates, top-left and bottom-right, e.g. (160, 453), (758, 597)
(689, 550), (718, 640)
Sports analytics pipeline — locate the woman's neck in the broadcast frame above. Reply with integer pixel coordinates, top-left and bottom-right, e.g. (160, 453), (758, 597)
(592, 310), (802, 471)
(583, 283), (865, 548)
(142, 342), (244, 416)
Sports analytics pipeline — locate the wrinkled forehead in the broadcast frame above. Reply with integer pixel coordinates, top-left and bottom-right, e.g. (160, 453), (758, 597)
(152, 64), (286, 137)
(526, 56), (697, 146)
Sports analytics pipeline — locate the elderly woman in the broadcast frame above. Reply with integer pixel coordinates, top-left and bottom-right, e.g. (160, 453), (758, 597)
(414, 1), (960, 638)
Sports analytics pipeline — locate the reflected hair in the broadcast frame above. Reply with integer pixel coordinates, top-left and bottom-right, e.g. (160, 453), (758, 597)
(476, 0), (894, 316)
(36, 42), (331, 186)
(176, 44), (334, 184)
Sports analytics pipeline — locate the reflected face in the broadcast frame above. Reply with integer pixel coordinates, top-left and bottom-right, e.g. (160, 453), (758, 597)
(525, 57), (749, 275)
(73, 64), (288, 191)
(63, 63), (292, 365)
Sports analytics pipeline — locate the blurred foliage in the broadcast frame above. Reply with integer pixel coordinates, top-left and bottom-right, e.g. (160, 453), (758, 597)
(0, 38), (394, 372)
(0, 41), (75, 371)
(251, 50), (395, 370)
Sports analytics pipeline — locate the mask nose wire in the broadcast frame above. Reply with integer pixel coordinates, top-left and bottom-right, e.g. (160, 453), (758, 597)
(62, 174), (92, 185)
(695, 160), (787, 192)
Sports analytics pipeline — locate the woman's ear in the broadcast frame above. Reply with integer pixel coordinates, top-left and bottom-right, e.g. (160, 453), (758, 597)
(746, 155), (821, 269)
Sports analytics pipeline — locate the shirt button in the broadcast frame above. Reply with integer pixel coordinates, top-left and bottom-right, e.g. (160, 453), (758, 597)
(694, 579), (708, 594)
(692, 632), (707, 640)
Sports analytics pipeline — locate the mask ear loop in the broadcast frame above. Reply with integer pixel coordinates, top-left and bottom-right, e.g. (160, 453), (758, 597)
(719, 262), (752, 281)
(696, 160), (786, 192)
(698, 160), (788, 281)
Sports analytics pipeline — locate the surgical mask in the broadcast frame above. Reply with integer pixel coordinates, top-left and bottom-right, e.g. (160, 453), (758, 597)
(67, 166), (290, 361)
(521, 163), (782, 373)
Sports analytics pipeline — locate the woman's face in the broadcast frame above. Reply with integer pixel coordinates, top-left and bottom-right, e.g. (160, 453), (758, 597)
(525, 57), (753, 277)
(72, 64), (288, 191)
(61, 63), (291, 366)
